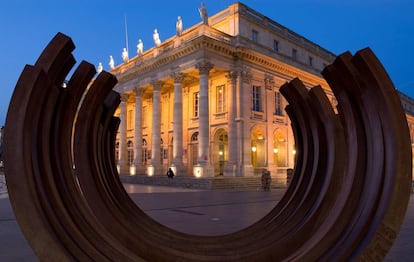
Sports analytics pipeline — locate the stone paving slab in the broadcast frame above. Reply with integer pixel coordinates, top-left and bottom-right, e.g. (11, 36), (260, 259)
(0, 180), (413, 261)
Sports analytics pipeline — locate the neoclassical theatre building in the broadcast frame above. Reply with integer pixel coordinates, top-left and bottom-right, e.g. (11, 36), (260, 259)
(110, 2), (414, 181)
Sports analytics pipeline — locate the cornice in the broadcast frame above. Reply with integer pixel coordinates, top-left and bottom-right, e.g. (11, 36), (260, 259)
(114, 32), (330, 92)
(115, 35), (236, 85)
(235, 49), (330, 91)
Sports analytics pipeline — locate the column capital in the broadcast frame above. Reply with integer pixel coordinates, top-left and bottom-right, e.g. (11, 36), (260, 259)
(171, 72), (186, 83)
(264, 77), (275, 90)
(226, 71), (238, 84)
(134, 87), (144, 96)
(151, 80), (164, 91)
(241, 70), (252, 84)
(196, 61), (214, 75)
(120, 93), (129, 102)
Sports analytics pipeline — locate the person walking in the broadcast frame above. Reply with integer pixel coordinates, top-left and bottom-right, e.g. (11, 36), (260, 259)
(261, 168), (271, 191)
(167, 168), (175, 179)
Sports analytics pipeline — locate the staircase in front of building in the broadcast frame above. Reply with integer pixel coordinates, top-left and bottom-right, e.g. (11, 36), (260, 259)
(120, 175), (286, 190)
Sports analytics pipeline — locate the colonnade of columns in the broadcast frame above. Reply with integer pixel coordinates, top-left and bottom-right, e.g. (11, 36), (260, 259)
(118, 60), (240, 177)
(116, 63), (293, 177)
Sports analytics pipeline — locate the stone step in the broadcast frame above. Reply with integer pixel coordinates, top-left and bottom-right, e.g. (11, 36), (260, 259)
(120, 175), (285, 190)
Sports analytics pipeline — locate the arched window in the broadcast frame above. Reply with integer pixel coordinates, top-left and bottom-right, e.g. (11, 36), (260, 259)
(142, 139), (148, 164)
(127, 140), (134, 165)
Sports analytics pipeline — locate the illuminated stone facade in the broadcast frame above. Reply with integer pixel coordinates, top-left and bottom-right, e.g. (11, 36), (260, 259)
(111, 2), (414, 181)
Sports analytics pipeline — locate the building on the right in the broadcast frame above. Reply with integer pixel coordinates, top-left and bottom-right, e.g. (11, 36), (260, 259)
(0, 126), (4, 168)
(399, 92), (414, 179)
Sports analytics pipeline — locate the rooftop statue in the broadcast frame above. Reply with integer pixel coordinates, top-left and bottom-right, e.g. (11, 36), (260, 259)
(109, 55), (115, 69)
(176, 16), (183, 36)
(122, 48), (129, 63)
(198, 2), (208, 25)
(97, 62), (103, 73)
(137, 39), (143, 55)
(153, 29), (161, 47)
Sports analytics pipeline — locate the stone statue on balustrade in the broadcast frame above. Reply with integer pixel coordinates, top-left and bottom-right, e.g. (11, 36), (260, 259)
(198, 2), (208, 25)
(122, 48), (129, 63)
(176, 16), (183, 36)
(97, 62), (103, 73)
(137, 39), (144, 55)
(153, 29), (161, 47)
(109, 55), (115, 69)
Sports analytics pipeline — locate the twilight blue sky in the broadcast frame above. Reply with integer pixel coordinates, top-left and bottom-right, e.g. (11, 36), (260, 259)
(0, 0), (413, 125)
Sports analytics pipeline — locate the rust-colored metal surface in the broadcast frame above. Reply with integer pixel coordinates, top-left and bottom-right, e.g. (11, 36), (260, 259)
(3, 33), (412, 261)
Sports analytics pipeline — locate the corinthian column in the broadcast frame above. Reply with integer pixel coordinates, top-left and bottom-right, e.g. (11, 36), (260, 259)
(148, 80), (163, 176)
(118, 93), (129, 174)
(171, 72), (185, 174)
(224, 71), (238, 176)
(133, 88), (144, 175)
(241, 70), (254, 176)
(194, 61), (213, 177)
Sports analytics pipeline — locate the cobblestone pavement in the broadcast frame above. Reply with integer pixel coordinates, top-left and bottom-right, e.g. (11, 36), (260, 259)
(0, 173), (413, 261)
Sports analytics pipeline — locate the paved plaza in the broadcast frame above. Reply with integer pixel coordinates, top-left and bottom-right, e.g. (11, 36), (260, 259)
(0, 173), (413, 261)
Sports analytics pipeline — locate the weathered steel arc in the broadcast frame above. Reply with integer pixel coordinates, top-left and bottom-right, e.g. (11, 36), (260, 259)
(4, 33), (412, 261)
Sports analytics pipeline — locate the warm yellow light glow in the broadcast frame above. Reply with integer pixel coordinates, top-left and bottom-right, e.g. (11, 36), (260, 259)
(219, 151), (223, 156)
(292, 149), (296, 155)
(130, 166), (136, 176)
(147, 166), (154, 176)
(252, 146), (257, 152)
(194, 166), (202, 178)
(273, 148), (278, 154)
(170, 166), (177, 175)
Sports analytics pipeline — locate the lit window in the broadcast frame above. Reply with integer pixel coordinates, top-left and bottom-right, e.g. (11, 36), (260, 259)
(274, 92), (283, 116)
(292, 49), (297, 60)
(142, 139), (148, 164)
(216, 85), (225, 113)
(252, 85), (261, 112)
(127, 140), (134, 165)
(142, 106), (147, 127)
(273, 40), (279, 52)
(252, 30), (258, 42)
(160, 138), (164, 161)
(193, 92), (199, 117)
(127, 109), (133, 130)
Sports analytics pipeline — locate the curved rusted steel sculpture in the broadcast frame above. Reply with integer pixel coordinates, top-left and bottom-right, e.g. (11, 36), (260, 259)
(3, 33), (412, 261)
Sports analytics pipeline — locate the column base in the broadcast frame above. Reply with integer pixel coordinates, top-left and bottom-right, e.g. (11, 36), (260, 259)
(224, 163), (237, 177)
(169, 164), (186, 177)
(146, 164), (163, 176)
(193, 163), (214, 178)
(241, 165), (255, 177)
(130, 165), (146, 176)
(117, 163), (129, 175)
